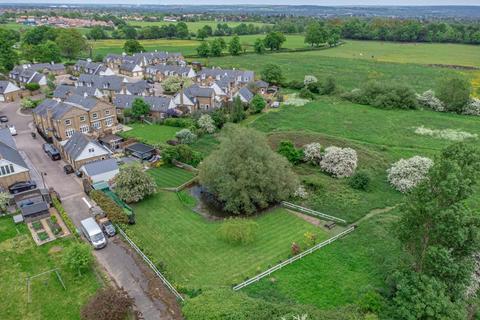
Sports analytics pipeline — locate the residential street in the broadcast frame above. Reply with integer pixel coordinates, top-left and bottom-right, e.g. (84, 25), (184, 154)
(0, 100), (181, 320)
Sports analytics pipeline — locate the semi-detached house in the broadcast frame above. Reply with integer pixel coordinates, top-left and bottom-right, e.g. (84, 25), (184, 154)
(0, 128), (30, 190)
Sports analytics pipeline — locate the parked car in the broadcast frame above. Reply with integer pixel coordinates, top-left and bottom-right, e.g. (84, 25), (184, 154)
(43, 143), (61, 160)
(69, 76), (78, 81)
(7, 124), (16, 136)
(80, 217), (107, 249)
(8, 181), (37, 194)
(75, 170), (83, 178)
(0, 115), (8, 123)
(146, 79), (154, 84)
(98, 217), (116, 237)
(63, 164), (74, 174)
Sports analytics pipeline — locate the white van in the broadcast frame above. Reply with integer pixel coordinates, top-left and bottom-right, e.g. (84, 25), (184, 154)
(80, 217), (107, 249)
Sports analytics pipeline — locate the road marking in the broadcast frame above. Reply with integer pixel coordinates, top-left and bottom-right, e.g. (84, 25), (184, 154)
(82, 197), (92, 208)
(61, 192), (85, 201)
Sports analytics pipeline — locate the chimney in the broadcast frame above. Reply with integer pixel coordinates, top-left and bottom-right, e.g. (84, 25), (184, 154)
(179, 82), (184, 107)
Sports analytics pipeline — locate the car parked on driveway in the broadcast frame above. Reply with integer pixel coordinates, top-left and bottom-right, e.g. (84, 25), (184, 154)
(63, 164), (74, 174)
(98, 217), (116, 237)
(8, 180), (37, 194)
(43, 143), (61, 160)
(0, 115), (8, 123)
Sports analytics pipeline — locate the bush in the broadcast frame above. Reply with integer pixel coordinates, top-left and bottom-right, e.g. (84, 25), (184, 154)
(462, 98), (480, 116)
(115, 163), (157, 203)
(348, 171), (370, 191)
(163, 117), (194, 128)
(320, 146), (358, 178)
(277, 140), (303, 164)
(416, 90), (445, 112)
(217, 218), (259, 245)
(287, 80), (305, 90)
(303, 142), (322, 164)
(387, 156), (433, 193)
(63, 243), (92, 276)
(25, 83), (40, 91)
(299, 87), (315, 100)
(319, 76), (337, 95)
(437, 76), (472, 113)
(197, 114), (216, 134)
(176, 128), (197, 144)
(161, 145), (203, 167)
(304, 75), (318, 85)
(90, 190), (129, 224)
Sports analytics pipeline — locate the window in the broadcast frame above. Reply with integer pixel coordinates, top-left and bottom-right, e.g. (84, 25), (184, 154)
(92, 121), (101, 130)
(92, 113), (98, 120)
(64, 119), (71, 126)
(79, 115), (86, 122)
(105, 110), (110, 116)
(80, 125), (89, 134)
(66, 128), (75, 138)
(105, 118), (113, 127)
(88, 148), (95, 153)
(0, 164), (14, 176)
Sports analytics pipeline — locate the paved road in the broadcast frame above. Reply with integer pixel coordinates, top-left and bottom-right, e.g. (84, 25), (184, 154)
(1, 100), (181, 320)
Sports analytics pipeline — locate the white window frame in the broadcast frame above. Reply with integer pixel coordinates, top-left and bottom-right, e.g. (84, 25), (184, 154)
(64, 119), (71, 126)
(105, 110), (110, 116)
(104, 118), (113, 127)
(66, 128), (75, 138)
(80, 125), (89, 134)
(92, 121), (101, 130)
(79, 115), (86, 122)
(92, 112), (98, 120)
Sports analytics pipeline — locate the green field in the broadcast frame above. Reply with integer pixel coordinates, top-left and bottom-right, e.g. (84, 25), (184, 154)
(128, 190), (331, 289)
(127, 20), (272, 32)
(120, 123), (180, 145)
(0, 218), (100, 320)
(148, 165), (196, 188)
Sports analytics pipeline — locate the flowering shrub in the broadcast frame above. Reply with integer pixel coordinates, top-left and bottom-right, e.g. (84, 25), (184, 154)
(462, 98), (480, 116)
(293, 185), (308, 199)
(414, 126), (477, 142)
(303, 142), (322, 164)
(387, 156), (433, 193)
(176, 129), (197, 144)
(320, 146), (358, 178)
(304, 75), (318, 85)
(416, 90), (445, 112)
(197, 114), (216, 134)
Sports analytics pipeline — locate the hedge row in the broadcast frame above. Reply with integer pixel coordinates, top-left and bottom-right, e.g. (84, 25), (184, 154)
(52, 196), (79, 239)
(90, 190), (129, 225)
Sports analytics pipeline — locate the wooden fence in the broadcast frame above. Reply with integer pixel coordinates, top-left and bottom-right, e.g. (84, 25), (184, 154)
(117, 227), (184, 301)
(233, 225), (355, 291)
(282, 201), (347, 224)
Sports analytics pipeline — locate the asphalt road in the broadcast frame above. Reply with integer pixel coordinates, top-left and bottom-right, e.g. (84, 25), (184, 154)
(1, 99), (181, 320)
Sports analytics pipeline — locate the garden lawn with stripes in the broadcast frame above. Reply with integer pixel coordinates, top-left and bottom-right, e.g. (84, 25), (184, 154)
(119, 123), (180, 145)
(128, 190), (331, 289)
(148, 166), (196, 189)
(0, 217), (101, 320)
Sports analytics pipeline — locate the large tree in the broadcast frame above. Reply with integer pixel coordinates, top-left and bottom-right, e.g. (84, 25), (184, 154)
(261, 64), (283, 85)
(437, 77), (472, 113)
(263, 31), (286, 51)
(228, 35), (242, 56)
(0, 28), (19, 72)
(304, 22), (327, 47)
(56, 28), (87, 59)
(123, 39), (144, 55)
(115, 163), (156, 203)
(131, 98), (150, 118)
(198, 124), (298, 215)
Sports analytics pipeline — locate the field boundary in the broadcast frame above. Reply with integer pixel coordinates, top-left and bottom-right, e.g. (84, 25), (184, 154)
(233, 225), (355, 291)
(282, 201), (347, 224)
(117, 227), (184, 301)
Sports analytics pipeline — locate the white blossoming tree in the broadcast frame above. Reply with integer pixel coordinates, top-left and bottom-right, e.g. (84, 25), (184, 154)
(387, 156), (433, 193)
(416, 90), (445, 112)
(197, 114), (216, 134)
(176, 129), (197, 144)
(462, 98), (480, 116)
(319, 146), (358, 178)
(303, 142), (322, 164)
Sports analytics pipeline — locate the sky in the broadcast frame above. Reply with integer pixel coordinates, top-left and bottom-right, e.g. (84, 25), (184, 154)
(2, 0), (480, 5)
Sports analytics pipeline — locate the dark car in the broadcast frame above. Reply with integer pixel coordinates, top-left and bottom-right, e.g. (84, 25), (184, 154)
(63, 164), (74, 174)
(8, 181), (37, 194)
(100, 219), (116, 237)
(69, 76), (78, 81)
(0, 115), (8, 123)
(43, 143), (61, 161)
(146, 79), (155, 84)
(75, 170), (83, 178)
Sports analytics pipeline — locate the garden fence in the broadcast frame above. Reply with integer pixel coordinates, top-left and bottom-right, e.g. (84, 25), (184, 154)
(117, 227), (184, 301)
(233, 225), (355, 291)
(282, 201), (347, 224)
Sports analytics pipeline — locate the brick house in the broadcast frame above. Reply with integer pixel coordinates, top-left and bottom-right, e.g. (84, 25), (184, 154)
(61, 132), (110, 169)
(174, 84), (217, 113)
(0, 128), (30, 190)
(113, 94), (176, 120)
(0, 81), (21, 102)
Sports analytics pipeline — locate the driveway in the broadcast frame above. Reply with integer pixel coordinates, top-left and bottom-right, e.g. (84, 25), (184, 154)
(0, 100), (181, 320)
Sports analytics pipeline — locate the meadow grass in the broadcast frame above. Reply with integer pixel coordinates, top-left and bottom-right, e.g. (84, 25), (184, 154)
(119, 123), (180, 145)
(0, 217), (100, 320)
(148, 165), (196, 188)
(128, 190), (330, 289)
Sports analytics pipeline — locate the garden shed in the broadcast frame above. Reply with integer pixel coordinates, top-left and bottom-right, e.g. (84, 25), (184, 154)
(125, 143), (155, 160)
(20, 201), (50, 222)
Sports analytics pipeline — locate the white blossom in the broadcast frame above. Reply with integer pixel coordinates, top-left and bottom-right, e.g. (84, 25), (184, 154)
(293, 185), (308, 199)
(320, 146), (358, 178)
(462, 98), (480, 116)
(416, 90), (445, 112)
(304, 75), (318, 85)
(387, 156), (433, 193)
(197, 114), (216, 134)
(303, 143), (322, 164)
(414, 126), (477, 142)
(175, 129), (197, 144)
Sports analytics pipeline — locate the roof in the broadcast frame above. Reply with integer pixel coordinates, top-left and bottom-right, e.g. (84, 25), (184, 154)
(198, 68), (255, 83)
(77, 74), (125, 92)
(126, 143), (154, 155)
(184, 84), (214, 100)
(20, 201), (49, 218)
(254, 80), (269, 88)
(99, 134), (124, 144)
(120, 62), (140, 72)
(125, 80), (151, 95)
(146, 65), (192, 76)
(65, 95), (97, 110)
(238, 87), (254, 102)
(63, 132), (106, 160)
(0, 128), (28, 168)
(113, 94), (173, 112)
(53, 84), (99, 99)
(81, 158), (118, 177)
(0, 81), (19, 94)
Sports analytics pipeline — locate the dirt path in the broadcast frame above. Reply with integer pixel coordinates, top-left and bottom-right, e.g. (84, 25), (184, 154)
(354, 206), (397, 225)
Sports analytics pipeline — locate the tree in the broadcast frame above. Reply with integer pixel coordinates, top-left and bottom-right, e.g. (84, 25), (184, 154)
(81, 288), (136, 320)
(253, 38), (266, 54)
(210, 38), (226, 56)
(175, 128), (197, 144)
(87, 26), (108, 41)
(196, 41), (210, 57)
(0, 192), (10, 212)
(196, 28), (208, 40)
(198, 124), (298, 215)
(25, 83), (40, 92)
(228, 35), (242, 56)
(175, 22), (189, 39)
(131, 98), (150, 118)
(56, 28), (87, 59)
(304, 22), (327, 47)
(261, 64), (284, 85)
(326, 26), (341, 47)
(115, 163), (156, 203)
(121, 25), (137, 39)
(123, 39), (144, 55)
(63, 243), (92, 276)
(277, 140), (303, 165)
(264, 31), (286, 51)
(437, 77), (472, 113)
(319, 146), (358, 178)
(201, 25), (213, 36)
(387, 156), (433, 193)
(162, 75), (192, 93)
(36, 40), (61, 63)
(249, 94), (266, 114)
(0, 28), (19, 72)
(303, 142), (322, 164)
(197, 114), (216, 134)
(229, 96), (246, 123)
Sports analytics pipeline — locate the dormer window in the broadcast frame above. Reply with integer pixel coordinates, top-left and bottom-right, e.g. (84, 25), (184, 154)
(92, 113), (98, 120)
(88, 148), (94, 153)
(105, 110), (110, 116)
(65, 119), (71, 126)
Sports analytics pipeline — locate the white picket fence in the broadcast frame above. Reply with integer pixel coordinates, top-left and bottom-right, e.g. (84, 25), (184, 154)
(282, 201), (346, 224)
(117, 227), (184, 301)
(233, 225), (355, 291)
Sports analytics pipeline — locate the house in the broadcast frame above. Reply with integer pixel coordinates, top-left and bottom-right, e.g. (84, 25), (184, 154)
(235, 87), (254, 104)
(80, 158), (119, 184)
(252, 80), (270, 95)
(104, 51), (184, 72)
(98, 134), (124, 151)
(145, 65), (196, 82)
(73, 59), (115, 76)
(197, 68), (255, 89)
(119, 62), (144, 78)
(62, 132), (110, 169)
(9, 67), (47, 87)
(0, 81), (21, 102)
(76, 74), (127, 100)
(0, 128), (30, 190)
(174, 84), (216, 113)
(120, 81), (153, 96)
(53, 84), (105, 100)
(33, 96), (118, 142)
(113, 94), (176, 119)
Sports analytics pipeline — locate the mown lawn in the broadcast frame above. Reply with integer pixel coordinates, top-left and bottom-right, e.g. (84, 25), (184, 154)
(148, 165), (196, 188)
(129, 190), (331, 289)
(120, 123), (180, 145)
(0, 218), (100, 320)
(245, 208), (403, 309)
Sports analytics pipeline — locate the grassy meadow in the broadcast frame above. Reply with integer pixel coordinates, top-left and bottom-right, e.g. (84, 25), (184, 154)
(0, 218), (100, 320)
